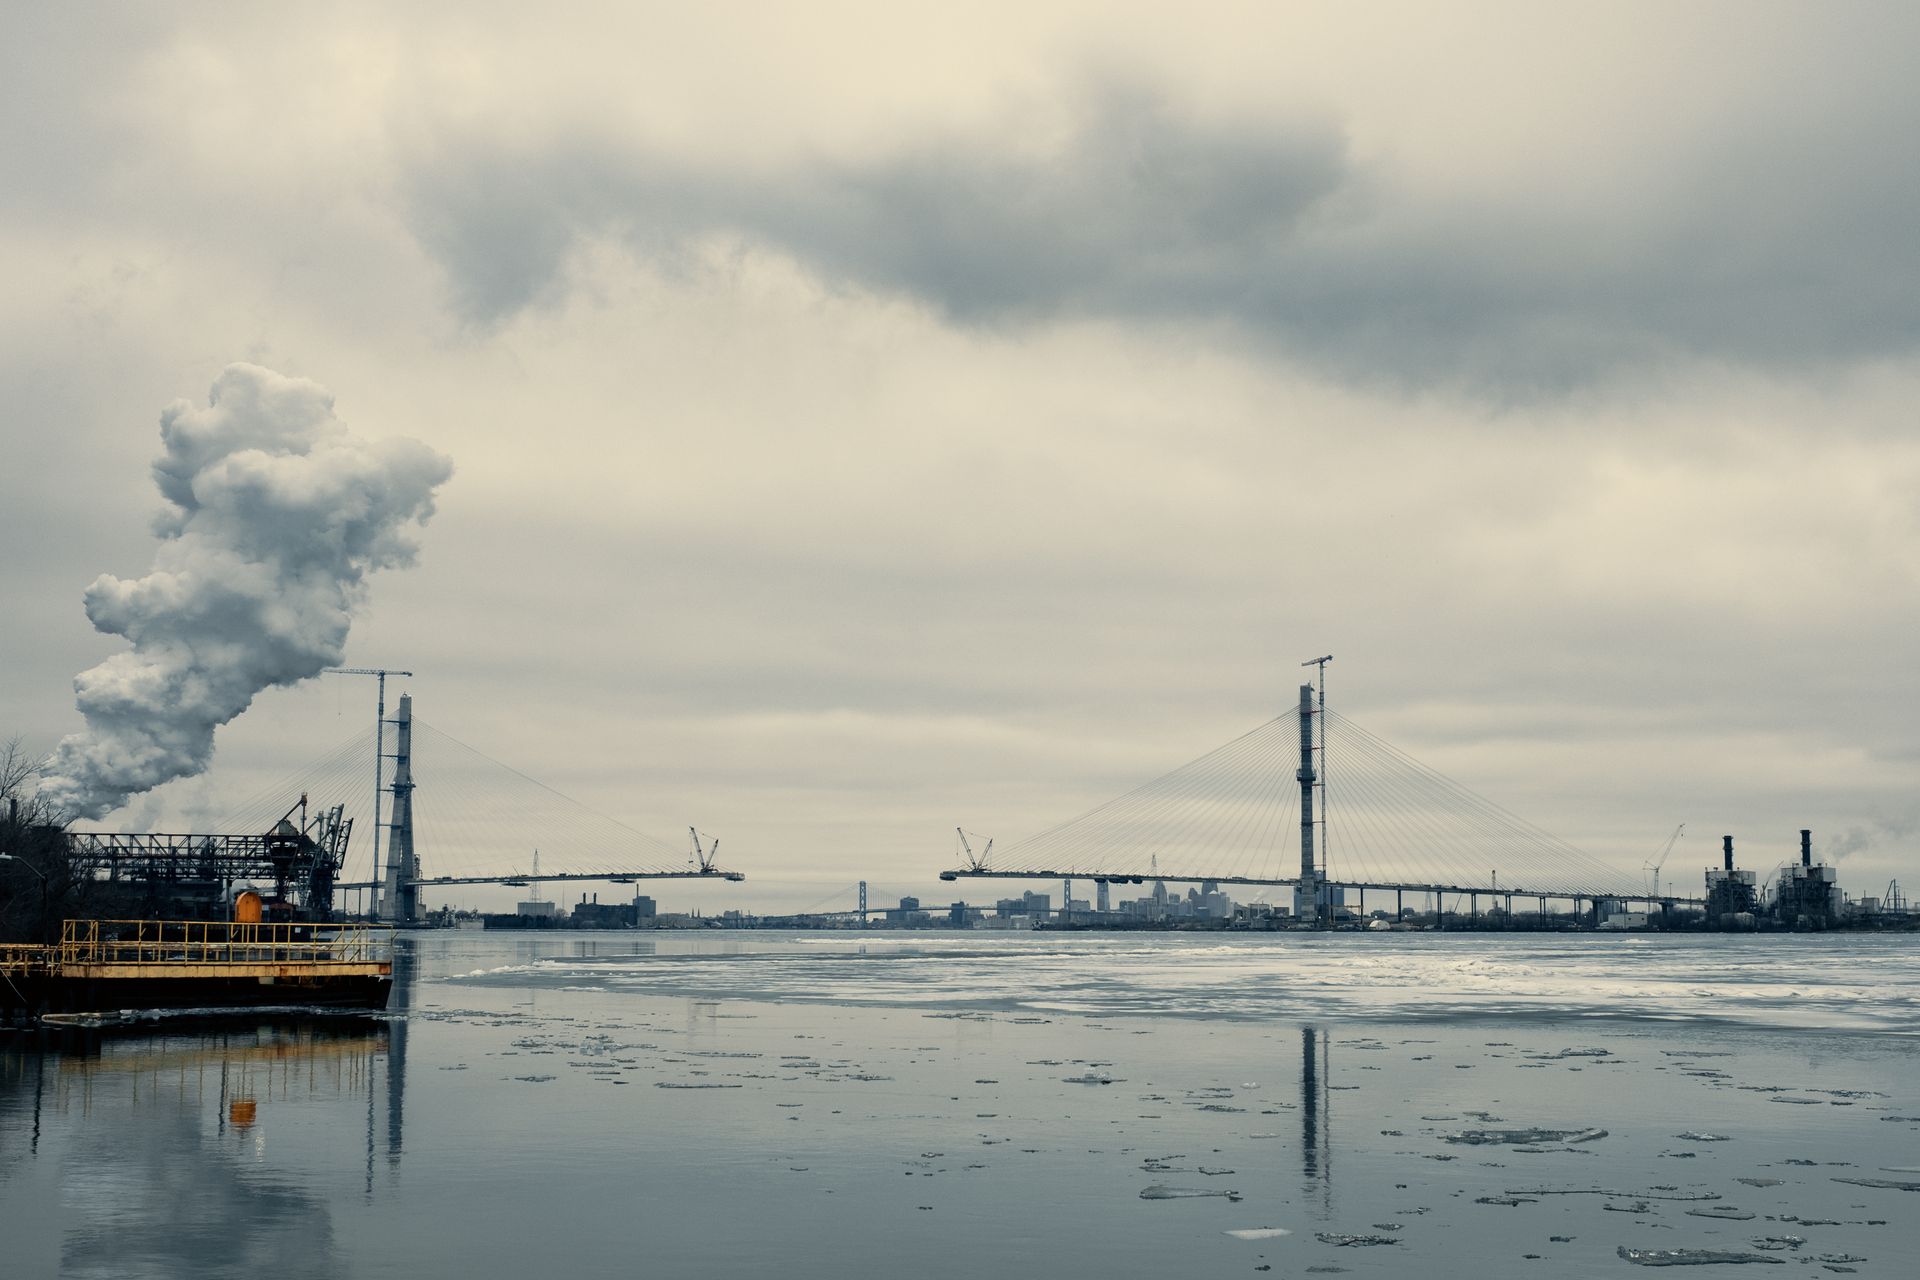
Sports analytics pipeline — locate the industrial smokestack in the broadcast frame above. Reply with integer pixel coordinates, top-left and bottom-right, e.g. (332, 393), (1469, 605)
(37, 365), (452, 819)
(1723, 835), (1734, 872)
(1800, 829), (1812, 868)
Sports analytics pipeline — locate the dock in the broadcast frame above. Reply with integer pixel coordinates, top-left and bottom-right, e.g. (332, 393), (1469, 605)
(1, 919), (393, 1025)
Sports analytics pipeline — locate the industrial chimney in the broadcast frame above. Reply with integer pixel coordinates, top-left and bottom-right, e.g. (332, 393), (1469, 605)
(1800, 829), (1812, 868)
(1722, 835), (1734, 872)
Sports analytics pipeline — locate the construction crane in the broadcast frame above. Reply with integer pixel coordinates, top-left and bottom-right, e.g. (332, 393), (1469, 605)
(1643, 822), (1684, 900)
(956, 828), (993, 872)
(322, 666), (412, 912)
(689, 828), (720, 873)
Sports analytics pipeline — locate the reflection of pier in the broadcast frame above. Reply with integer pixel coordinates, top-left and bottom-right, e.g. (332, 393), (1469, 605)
(3, 1019), (387, 1276)
(1, 944), (413, 1205)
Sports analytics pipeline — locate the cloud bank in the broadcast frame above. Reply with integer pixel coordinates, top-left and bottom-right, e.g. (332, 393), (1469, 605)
(406, 69), (1920, 394)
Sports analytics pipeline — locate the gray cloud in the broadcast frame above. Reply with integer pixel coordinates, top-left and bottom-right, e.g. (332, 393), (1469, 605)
(410, 81), (1350, 331)
(405, 68), (1920, 393)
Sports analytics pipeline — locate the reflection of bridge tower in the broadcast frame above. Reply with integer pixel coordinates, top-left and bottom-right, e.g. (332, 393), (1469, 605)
(385, 943), (409, 1172)
(378, 694), (418, 924)
(1301, 1025), (1331, 1204)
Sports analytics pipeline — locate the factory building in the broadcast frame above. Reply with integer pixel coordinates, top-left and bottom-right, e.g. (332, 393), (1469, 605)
(1772, 829), (1840, 929)
(1705, 835), (1759, 927)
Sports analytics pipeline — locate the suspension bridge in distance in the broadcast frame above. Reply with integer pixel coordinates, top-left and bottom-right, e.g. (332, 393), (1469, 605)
(941, 664), (1702, 925)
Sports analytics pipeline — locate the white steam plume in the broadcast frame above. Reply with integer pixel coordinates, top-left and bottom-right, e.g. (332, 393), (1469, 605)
(37, 364), (453, 820)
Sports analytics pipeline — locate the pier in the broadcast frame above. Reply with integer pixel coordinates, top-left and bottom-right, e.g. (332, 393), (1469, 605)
(0, 919), (393, 1024)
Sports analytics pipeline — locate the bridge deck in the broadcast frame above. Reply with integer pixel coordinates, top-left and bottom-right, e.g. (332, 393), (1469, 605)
(336, 867), (746, 890)
(938, 868), (1702, 909)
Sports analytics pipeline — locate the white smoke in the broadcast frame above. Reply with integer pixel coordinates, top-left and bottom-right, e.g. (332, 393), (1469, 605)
(37, 364), (453, 820)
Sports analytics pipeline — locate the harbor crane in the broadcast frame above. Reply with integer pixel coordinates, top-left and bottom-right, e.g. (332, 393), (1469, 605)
(1643, 822), (1684, 900)
(956, 828), (993, 872)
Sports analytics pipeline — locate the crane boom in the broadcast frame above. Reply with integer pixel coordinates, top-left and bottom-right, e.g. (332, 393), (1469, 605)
(955, 828), (992, 871)
(1643, 822), (1684, 899)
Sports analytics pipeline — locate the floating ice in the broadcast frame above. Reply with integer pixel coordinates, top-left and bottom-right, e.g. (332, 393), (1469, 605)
(1616, 1247), (1784, 1266)
(1224, 1228), (1292, 1240)
(1444, 1128), (1608, 1146)
(1140, 1185), (1241, 1201)
(1512, 1188), (1720, 1201)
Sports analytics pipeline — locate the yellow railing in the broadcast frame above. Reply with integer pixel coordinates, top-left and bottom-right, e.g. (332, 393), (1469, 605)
(0, 942), (49, 977)
(56, 919), (393, 968)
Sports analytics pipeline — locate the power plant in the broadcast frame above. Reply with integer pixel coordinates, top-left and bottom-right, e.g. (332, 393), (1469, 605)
(1698, 827), (1902, 931)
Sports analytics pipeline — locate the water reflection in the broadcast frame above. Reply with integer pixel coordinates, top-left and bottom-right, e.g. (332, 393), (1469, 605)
(1301, 1025), (1333, 1212)
(0, 942), (417, 1280)
(2, 1017), (393, 1278)
(381, 941), (414, 1178)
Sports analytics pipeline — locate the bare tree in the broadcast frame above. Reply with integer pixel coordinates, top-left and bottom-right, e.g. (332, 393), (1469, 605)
(0, 736), (80, 943)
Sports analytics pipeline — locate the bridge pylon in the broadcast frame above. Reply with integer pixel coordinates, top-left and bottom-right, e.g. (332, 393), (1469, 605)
(1294, 679), (1322, 925)
(379, 693), (418, 924)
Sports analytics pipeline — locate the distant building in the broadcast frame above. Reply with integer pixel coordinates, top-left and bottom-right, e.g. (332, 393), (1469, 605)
(571, 892), (641, 929)
(1598, 909), (1649, 930)
(883, 896), (931, 927)
(484, 898), (563, 929)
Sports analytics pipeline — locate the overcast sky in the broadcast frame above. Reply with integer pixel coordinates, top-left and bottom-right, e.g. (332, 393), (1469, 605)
(4, 2), (1916, 911)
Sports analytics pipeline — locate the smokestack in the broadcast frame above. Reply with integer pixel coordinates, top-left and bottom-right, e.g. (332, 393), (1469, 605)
(1722, 835), (1734, 872)
(1800, 829), (1812, 868)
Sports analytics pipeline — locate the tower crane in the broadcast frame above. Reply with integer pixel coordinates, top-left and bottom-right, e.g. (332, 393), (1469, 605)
(956, 828), (993, 872)
(1643, 822), (1684, 900)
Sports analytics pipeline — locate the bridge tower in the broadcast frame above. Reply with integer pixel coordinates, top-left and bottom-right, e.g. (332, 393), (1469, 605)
(379, 694), (419, 924)
(1294, 680), (1323, 925)
(858, 880), (868, 927)
(323, 666), (411, 917)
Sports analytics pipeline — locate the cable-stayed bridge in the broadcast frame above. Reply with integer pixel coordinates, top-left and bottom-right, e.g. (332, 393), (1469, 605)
(941, 679), (1696, 923)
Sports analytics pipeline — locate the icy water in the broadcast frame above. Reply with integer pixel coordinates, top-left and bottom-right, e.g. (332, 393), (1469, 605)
(3, 933), (1917, 1279)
